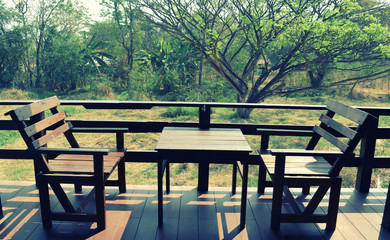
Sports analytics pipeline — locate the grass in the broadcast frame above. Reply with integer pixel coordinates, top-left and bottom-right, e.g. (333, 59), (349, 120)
(0, 131), (20, 147)
(1, 83), (390, 187)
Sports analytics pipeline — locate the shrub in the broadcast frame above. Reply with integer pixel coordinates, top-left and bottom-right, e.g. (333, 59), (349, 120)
(160, 107), (198, 118)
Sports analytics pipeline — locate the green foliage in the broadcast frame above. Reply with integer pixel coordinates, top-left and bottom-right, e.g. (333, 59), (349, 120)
(41, 27), (84, 91)
(160, 107), (198, 119)
(0, 4), (25, 88)
(80, 33), (114, 74)
(138, 38), (199, 93)
(26, 89), (58, 99)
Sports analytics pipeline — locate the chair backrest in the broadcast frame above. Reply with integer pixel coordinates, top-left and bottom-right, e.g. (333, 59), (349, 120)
(306, 100), (377, 176)
(5, 96), (79, 150)
(5, 96), (80, 172)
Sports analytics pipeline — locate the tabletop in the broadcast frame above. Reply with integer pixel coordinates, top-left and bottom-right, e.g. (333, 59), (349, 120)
(155, 127), (252, 152)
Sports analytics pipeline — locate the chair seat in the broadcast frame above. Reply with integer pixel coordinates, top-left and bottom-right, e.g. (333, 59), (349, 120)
(260, 154), (332, 176)
(50, 151), (124, 175)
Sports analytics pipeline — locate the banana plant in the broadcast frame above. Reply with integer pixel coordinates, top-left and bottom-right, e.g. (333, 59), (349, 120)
(80, 33), (113, 73)
(138, 38), (199, 81)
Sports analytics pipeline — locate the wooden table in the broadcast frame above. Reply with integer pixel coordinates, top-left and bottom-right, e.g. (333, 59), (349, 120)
(156, 127), (252, 229)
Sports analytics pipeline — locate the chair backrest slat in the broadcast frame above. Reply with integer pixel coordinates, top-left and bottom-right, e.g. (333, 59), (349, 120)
(32, 122), (73, 149)
(326, 100), (369, 125)
(306, 100), (378, 176)
(8, 96), (60, 121)
(24, 111), (67, 137)
(313, 125), (349, 152)
(318, 114), (357, 140)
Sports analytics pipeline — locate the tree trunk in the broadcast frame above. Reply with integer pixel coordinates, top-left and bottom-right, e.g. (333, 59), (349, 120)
(308, 63), (327, 88)
(237, 107), (254, 119)
(198, 54), (203, 86)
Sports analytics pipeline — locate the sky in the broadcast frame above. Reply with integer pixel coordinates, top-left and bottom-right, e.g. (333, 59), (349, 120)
(80, 0), (102, 20)
(3, 0), (103, 21)
(3, 0), (390, 21)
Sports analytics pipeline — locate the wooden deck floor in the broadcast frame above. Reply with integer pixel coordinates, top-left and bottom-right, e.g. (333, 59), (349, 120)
(0, 181), (389, 240)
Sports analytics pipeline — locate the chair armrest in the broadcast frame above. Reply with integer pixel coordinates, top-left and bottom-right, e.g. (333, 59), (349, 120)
(71, 127), (128, 133)
(37, 147), (110, 155)
(267, 149), (354, 158)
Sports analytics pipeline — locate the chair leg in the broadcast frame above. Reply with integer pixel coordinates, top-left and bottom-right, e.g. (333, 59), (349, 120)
(326, 177), (342, 230)
(232, 162), (237, 195)
(258, 164), (266, 194)
(94, 154), (106, 231)
(75, 184), (82, 193)
(271, 182), (283, 231)
(118, 159), (126, 193)
(95, 181), (106, 230)
(158, 159), (163, 226)
(38, 176), (52, 229)
(302, 186), (310, 194)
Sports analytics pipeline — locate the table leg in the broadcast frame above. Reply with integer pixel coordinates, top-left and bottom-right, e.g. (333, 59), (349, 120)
(240, 160), (248, 229)
(158, 159), (163, 226)
(198, 161), (209, 192)
(166, 161), (170, 193)
(232, 162), (237, 195)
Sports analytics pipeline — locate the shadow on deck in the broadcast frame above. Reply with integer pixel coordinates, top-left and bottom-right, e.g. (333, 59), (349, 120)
(0, 181), (389, 240)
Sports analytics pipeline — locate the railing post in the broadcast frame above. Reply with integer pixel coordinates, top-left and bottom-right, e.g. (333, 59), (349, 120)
(355, 115), (378, 193)
(199, 104), (210, 129)
(198, 104), (210, 191)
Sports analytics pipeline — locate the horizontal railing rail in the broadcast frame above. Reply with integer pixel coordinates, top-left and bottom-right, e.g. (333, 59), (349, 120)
(1, 99), (389, 193)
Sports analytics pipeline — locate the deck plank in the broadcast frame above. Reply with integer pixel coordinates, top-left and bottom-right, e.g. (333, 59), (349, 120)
(286, 188), (326, 239)
(0, 183), (42, 240)
(247, 188), (279, 240)
(134, 189), (159, 240)
(1, 182), (390, 240)
(156, 188), (182, 240)
(177, 187), (199, 240)
(198, 189), (219, 240)
(292, 188), (346, 240)
(229, 188), (262, 240)
(338, 189), (380, 239)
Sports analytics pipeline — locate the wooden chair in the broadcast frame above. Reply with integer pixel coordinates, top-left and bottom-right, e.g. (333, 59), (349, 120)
(258, 100), (377, 231)
(5, 96), (127, 230)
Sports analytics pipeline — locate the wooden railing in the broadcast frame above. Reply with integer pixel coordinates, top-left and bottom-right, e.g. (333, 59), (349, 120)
(1, 100), (389, 193)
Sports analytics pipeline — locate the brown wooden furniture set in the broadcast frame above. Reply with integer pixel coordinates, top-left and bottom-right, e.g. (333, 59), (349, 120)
(4, 96), (378, 232)
(258, 100), (377, 231)
(5, 96), (127, 230)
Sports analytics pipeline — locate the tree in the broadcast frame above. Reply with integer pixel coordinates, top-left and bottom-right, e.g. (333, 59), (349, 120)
(0, 0), (25, 88)
(140, 0), (390, 118)
(33, 0), (65, 88)
(41, 26), (83, 91)
(10, 0), (88, 88)
(102, 0), (143, 72)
